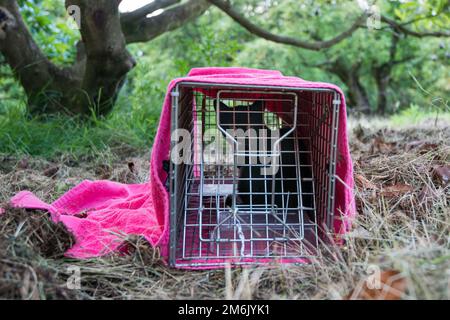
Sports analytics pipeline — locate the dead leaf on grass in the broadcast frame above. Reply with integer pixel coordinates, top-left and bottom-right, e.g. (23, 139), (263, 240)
(355, 174), (378, 190)
(406, 140), (439, 153)
(381, 184), (414, 197)
(433, 165), (449, 186)
(371, 136), (396, 154)
(346, 270), (407, 300)
(43, 166), (59, 178)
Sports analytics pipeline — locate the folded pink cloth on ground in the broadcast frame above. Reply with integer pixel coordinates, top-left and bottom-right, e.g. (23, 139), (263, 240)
(8, 67), (355, 265)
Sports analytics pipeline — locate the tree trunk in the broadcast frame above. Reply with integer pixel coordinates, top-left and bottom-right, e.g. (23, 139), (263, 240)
(0, 0), (133, 116)
(0, 0), (209, 117)
(67, 0), (136, 115)
(346, 73), (372, 112)
(373, 66), (390, 115)
(0, 0), (82, 114)
(327, 59), (372, 112)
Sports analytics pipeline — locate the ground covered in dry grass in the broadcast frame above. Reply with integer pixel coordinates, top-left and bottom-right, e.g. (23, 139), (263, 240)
(0, 121), (448, 300)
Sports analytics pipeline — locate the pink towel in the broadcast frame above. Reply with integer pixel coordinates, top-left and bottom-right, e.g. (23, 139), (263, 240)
(7, 67), (355, 266)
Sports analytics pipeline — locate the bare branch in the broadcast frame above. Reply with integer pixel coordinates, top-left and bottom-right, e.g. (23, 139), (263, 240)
(207, 0), (367, 51)
(122, 0), (210, 44)
(381, 15), (450, 38)
(121, 0), (181, 23)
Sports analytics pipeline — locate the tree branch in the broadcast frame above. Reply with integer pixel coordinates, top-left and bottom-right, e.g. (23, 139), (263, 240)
(381, 15), (450, 38)
(385, 34), (415, 66)
(0, 0), (79, 107)
(0, 0), (49, 75)
(121, 0), (181, 23)
(207, 0), (367, 51)
(122, 0), (210, 44)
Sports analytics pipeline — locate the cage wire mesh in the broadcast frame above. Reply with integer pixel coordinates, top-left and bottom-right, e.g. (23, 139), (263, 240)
(169, 83), (340, 267)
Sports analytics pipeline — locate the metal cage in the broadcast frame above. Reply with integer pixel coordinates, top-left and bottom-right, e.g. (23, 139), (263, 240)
(169, 82), (341, 268)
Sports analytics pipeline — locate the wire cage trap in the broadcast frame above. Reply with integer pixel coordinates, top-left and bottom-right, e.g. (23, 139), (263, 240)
(169, 82), (341, 268)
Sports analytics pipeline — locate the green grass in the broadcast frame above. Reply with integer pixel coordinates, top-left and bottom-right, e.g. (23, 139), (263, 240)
(0, 104), (152, 159)
(390, 104), (450, 126)
(1, 81), (449, 161)
(0, 89), (164, 160)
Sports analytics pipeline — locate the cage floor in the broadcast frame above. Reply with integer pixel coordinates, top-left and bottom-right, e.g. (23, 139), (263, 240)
(175, 179), (319, 267)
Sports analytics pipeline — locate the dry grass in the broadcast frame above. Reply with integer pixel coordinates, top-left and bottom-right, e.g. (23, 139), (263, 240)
(0, 122), (449, 300)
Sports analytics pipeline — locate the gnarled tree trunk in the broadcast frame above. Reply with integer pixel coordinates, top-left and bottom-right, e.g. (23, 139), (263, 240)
(0, 0), (209, 116)
(327, 59), (371, 112)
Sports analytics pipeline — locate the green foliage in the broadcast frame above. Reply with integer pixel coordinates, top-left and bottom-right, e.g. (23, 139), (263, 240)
(232, 0), (449, 112)
(157, 13), (243, 75)
(17, 0), (79, 64)
(0, 0), (449, 158)
(0, 65), (25, 102)
(391, 0), (449, 25)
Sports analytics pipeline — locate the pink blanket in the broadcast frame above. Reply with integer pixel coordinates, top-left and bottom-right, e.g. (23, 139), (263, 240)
(8, 67), (355, 265)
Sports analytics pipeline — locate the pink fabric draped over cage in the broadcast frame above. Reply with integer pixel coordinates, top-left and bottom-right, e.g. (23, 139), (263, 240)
(7, 67), (355, 268)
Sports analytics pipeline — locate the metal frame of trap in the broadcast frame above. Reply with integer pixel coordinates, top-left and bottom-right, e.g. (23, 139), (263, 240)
(168, 82), (341, 268)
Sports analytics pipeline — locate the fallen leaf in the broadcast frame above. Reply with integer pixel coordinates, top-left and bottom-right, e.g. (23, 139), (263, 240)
(381, 184), (413, 197)
(355, 174), (378, 190)
(43, 166), (59, 178)
(433, 166), (450, 186)
(371, 136), (396, 154)
(406, 140), (439, 153)
(347, 270), (407, 300)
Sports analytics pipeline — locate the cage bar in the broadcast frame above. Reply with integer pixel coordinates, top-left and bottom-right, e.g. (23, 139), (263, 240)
(169, 82), (340, 267)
